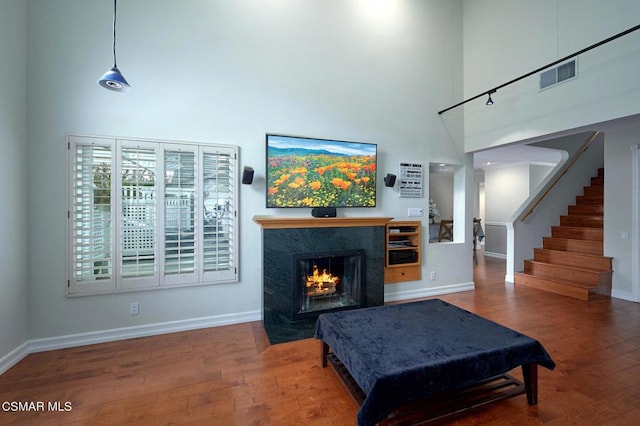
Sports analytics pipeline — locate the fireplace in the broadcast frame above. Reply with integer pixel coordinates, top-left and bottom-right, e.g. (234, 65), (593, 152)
(254, 216), (391, 344)
(293, 250), (365, 320)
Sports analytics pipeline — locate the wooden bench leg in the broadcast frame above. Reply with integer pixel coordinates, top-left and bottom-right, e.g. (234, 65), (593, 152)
(521, 362), (538, 405)
(320, 341), (329, 367)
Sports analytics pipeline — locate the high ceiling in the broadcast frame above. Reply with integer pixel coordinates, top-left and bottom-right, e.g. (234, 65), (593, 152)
(473, 144), (563, 169)
(428, 143), (562, 174)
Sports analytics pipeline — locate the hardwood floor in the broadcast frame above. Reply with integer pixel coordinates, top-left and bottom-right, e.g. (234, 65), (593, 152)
(2, 255), (640, 425)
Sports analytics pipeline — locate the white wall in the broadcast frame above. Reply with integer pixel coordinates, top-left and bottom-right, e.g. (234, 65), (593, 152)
(460, 0), (640, 152)
(530, 164), (555, 192)
(482, 162), (558, 258)
(484, 165), (530, 223)
(0, 0), (29, 369)
(603, 117), (640, 300)
(20, 0), (468, 344)
(428, 171), (453, 220)
(482, 164), (529, 256)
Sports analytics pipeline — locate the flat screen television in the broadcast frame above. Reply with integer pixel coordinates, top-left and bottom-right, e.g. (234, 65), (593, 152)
(266, 134), (377, 208)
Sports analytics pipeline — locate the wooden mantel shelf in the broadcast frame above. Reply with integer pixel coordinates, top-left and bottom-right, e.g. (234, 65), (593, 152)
(253, 216), (394, 229)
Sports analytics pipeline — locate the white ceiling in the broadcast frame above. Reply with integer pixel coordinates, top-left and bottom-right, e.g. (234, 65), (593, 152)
(428, 143), (562, 174)
(473, 144), (563, 169)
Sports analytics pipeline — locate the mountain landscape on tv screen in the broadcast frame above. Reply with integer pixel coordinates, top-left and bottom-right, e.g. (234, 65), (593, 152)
(267, 146), (348, 157)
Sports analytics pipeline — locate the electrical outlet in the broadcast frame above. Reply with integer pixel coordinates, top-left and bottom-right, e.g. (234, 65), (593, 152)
(430, 271), (437, 281)
(408, 208), (423, 217)
(129, 302), (139, 315)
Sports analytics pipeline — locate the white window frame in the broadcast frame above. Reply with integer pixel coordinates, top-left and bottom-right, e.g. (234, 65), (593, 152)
(67, 134), (239, 296)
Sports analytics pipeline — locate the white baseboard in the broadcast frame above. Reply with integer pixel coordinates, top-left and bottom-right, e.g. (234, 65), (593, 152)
(0, 342), (30, 376)
(1, 310), (261, 375)
(384, 282), (475, 303)
(611, 289), (637, 302)
(483, 251), (506, 259)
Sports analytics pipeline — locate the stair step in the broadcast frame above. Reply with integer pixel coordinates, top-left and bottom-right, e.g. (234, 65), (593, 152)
(582, 185), (603, 197)
(515, 272), (592, 300)
(533, 248), (612, 270)
(575, 194), (603, 205)
(559, 215), (603, 228)
(542, 237), (603, 255)
(551, 226), (603, 241)
(523, 260), (610, 287)
(514, 272), (598, 301)
(567, 205), (603, 216)
(591, 176), (604, 186)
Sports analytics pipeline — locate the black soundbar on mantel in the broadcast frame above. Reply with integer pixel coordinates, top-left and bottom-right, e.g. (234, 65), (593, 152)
(311, 207), (337, 218)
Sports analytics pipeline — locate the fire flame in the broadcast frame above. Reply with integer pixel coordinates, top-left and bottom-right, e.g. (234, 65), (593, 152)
(305, 265), (339, 296)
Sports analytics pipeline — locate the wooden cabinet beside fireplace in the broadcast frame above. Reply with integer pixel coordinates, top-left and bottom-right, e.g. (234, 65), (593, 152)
(384, 221), (422, 284)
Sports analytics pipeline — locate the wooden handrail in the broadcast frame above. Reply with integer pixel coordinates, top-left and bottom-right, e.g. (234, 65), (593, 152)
(520, 131), (600, 222)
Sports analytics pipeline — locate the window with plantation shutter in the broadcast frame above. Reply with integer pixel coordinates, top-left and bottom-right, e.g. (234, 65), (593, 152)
(69, 137), (116, 293)
(67, 135), (238, 296)
(118, 141), (159, 289)
(202, 149), (236, 282)
(164, 148), (196, 281)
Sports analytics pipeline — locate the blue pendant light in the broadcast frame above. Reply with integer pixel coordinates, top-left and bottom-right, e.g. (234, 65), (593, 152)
(98, 0), (131, 92)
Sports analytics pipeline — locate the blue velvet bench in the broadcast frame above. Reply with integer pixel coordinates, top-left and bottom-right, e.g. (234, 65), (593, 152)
(315, 299), (555, 425)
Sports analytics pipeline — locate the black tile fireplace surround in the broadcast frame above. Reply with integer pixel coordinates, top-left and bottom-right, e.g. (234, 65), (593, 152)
(254, 217), (391, 344)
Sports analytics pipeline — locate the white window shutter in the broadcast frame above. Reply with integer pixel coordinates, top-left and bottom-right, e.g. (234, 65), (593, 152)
(68, 136), (117, 294)
(118, 141), (160, 290)
(201, 146), (238, 283)
(162, 146), (198, 285)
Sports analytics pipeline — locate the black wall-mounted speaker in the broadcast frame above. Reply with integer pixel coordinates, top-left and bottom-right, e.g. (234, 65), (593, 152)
(311, 207), (337, 218)
(242, 166), (254, 184)
(384, 173), (396, 187)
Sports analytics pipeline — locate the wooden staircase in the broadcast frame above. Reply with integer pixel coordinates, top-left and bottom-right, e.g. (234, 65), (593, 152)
(514, 168), (612, 301)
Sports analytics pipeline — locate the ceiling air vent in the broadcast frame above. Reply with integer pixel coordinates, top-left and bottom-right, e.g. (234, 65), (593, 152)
(539, 59), (577, 90)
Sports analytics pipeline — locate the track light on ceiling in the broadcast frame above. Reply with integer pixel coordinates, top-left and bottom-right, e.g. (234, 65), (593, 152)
(437, 23), (640, 115)
(98, 0), (131, 92)
(485, 90), (495, 106)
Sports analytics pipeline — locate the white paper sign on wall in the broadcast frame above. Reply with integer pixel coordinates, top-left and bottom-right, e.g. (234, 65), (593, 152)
(399, 162), (422, 198)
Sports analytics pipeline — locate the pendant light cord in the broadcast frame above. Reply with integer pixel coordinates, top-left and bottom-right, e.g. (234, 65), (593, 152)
(97, 0), (130, 91)
(112, 0), (118, 68)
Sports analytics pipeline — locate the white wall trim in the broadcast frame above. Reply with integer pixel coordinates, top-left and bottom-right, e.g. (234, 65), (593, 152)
(612, 289), (636, 302)
(481, 161), (558, 171)
(1, 310), (261, 375)
(483, 251), (507, 259)
(384, 282), (475, 303)
(0, 342), (30, 376)
(483, 221), (508, 227)
(631, 144), (640, 302)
